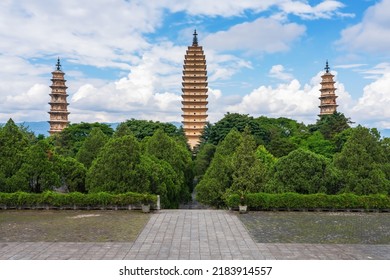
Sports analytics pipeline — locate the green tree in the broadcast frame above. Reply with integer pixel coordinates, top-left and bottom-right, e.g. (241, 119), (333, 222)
(229, 128), (266, 194)
(52, 122), (114, 157)
(8, 140), (60, 193)
(86, 135), (145, 193)
(55, 156), (87, 192)
(76, 127), (109, 169)
(301, 131), (334, 158)
(136, 155), (181, 208)
(144, 129), (193, 202)
(193, 143), (216, 179)
(195, 129), (242, 207)
(310, 112), (352, 140)
(207, 113), (269, 145)
(120, 119), (180, 141)
(272, 148), (336, 194)
(0, 118), (30, 179)
(333, 126), (389, 194)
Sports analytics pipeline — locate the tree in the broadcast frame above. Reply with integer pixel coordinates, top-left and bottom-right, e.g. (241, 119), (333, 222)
(86, 135), (145, 193)
(333, 126), (389, 194)
(136, 155), (181, 208)
(311, 112), (352, 140)
(55, 156), (87, 192)
(193, 143), (216, 179)
(8, 140), (60, 193)
(76, 127), (109, 169)
(119, 119), (180, 141)
(207, 113), (269, 145)
(195, 129), (242, 207)
(52, 122), (114, 157)
(144, 129), (193, 202)
(230, 127), (265, 194)
(0, 118), (30, 179)
(272, 148), (337, 194)
(301, 131), (334, 158)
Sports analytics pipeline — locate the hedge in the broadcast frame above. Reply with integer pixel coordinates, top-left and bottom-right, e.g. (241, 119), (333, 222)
(225, 192), (390, 210)
(0, 191), (157, 208)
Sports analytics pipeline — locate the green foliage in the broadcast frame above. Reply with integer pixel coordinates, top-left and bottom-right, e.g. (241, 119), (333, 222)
(300, 131), (334, 158)
(137, 155), (181, 208)
(196, 129), (242, 207)
(225, 192), (390, 210)
(256, 116), (307, 157)
(86, 135), (144, 193)
(76, 127), (109, 169)
(0, 119), (30, 179)
(230, 127), (266, 193)
(193, 143), (216, 178)
(119, 119), (180, 141)
(52, 122), (114, 157)
(55, 156), (87, 192)
(272, 148), (338, 194)
(207, 113), (269, 145)
(311, 112), (352, 140)
(0, 191), (157, 207)
(334, 126), (390, 194)
(8, 140), (60, 193)
(144, 129), (193, 203)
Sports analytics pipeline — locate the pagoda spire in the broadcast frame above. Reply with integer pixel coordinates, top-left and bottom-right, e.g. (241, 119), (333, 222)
(181, 31), (208, 150)
(48, 58), (70, 135)
(324, 60), (330, 73)
(56, 57), (62, 71)
(192, 29), (198, 46)
(319, 60), (338, 116)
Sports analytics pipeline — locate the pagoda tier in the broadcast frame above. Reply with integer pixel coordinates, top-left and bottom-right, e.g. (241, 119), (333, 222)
(48, 58), (70, 135)
(181, 30), (208, 150)
(319, 61), (338, 116)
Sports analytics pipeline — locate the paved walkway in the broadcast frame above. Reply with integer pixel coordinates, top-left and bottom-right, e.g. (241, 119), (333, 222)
(1, 210), (389, 260)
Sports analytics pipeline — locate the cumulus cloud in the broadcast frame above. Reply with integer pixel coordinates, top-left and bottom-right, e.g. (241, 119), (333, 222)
(154, 0), (348, 19)
(203, 17), (306, 53)
(269, 65), (294, 81)
(351, 72), (390, 129)
(226, 71), (353, 124)
(336, 0), (390, 53)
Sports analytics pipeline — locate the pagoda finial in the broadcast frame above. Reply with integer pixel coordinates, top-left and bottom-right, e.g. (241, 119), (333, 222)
(192, 29), (198, 46)
(56, 57), (62, 71)
(325, 60), (330, 73)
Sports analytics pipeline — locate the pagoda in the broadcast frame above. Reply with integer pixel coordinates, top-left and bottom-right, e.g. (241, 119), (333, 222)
(319, 61), (338, 116)
(181, 30), (208, 150)
(48, 58), (70, 135)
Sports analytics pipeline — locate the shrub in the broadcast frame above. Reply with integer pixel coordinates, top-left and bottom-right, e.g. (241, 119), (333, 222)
(225, 192), (390, 210)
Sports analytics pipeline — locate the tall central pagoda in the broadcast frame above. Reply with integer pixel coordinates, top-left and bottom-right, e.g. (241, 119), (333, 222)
(181, 30), (208, 150)
(48, 58), (70, 135)
(319, 61), (338, 116)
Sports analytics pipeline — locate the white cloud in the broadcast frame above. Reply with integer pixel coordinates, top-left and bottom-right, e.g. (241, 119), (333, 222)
(154, 0), (348, 19)
(226, 71), (353, 124)
(336, 0), (390, 53)
(203, 17), (306, 53)
(279, 0), (352, 20)
(269, 65), (294, 81)
(351, 72), (390, 129)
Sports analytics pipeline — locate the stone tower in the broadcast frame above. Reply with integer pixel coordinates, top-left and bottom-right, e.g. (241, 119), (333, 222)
(181, 30), (208, 150)
(48, 58), (70, 135)
(319, 60), (338, 116)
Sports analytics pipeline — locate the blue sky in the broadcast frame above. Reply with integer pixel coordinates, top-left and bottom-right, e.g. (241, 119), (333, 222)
(1, 0), (390, 133)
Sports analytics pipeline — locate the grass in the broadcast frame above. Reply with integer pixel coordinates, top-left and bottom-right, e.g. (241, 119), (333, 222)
(0, 210), (150, 242)
(239, 211), (390, 244)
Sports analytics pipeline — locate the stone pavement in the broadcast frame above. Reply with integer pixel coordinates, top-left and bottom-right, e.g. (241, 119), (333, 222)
(1, 209), (389, 260)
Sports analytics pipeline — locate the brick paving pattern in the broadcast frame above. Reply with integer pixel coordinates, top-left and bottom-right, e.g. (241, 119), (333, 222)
(1, 210), (389, 260)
